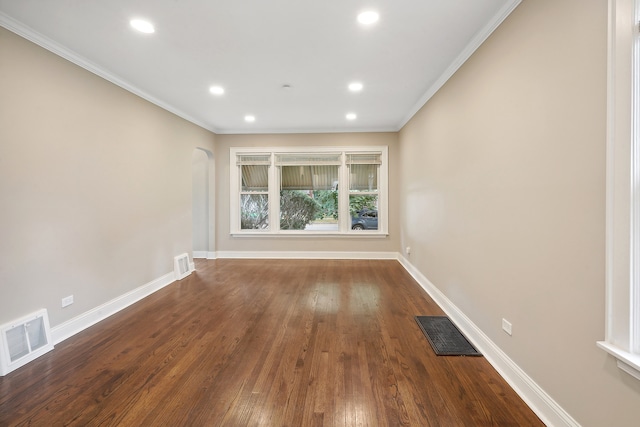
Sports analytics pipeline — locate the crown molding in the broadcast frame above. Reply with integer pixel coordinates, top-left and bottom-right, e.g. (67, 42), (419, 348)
(0, 12), (219, 134)
(2, 1), (522, 137)
(215, 125), (398, 135)
(398, 0), (523, 130)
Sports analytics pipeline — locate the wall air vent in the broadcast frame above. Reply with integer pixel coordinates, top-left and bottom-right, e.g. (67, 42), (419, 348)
(174, 253), (192, 280)
(1, 309), (54, 376)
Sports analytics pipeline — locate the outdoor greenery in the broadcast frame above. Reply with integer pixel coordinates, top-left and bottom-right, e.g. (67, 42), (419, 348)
(241, 191), (378, 230)
(313, 190), (338, 220)
(240, 194), (269, 229)
(349, 195), (378, 216)
(280, 191), (320, 230)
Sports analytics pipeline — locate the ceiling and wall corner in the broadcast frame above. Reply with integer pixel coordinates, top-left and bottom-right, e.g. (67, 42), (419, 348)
(0, 0), (522, 134)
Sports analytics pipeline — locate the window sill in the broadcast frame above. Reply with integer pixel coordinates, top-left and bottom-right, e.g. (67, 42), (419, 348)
(231, 231), (389, 238)
(597, 341), (640, 380)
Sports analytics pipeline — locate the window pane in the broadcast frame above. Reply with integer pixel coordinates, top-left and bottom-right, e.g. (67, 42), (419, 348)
(241, 194), (269, 230)
(280, 190), (319, 230)
(281, 165), (338, 190)
(350, 195), (379, 230)
(242, 165), (268, 192)
(280, 165), (339, 231)
(314, 190), (338, 224)
(349, 164), (378, 192)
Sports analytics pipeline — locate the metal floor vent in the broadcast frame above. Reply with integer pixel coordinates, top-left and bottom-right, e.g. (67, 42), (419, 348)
(415, 316), (482, 356)
(174, 253), (192, 280)
(1, 309), (54, 376)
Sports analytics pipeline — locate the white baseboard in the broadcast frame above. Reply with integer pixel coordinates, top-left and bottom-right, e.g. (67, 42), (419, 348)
(50, 271), (176, 345)
(397, 255), (580, 427)
(193, 251), (217, 259)
(214, 250), (399, 260)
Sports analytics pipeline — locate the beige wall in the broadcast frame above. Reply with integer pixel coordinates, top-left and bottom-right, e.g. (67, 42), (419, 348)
(5, 0), (639, 423)
(215, 133), (400, 254)
(398, 0), (640, 425)
(0, 27), (216, 327)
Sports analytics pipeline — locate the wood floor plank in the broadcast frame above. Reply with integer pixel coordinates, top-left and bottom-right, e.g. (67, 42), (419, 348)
(0, 259), (544, 426)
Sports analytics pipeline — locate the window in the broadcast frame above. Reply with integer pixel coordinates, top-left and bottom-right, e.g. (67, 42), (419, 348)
(238, 154), (270, 230)
(277, 152), (341, 231)
(597, 0), (640, 380)
(230, 146), (388, 235)
(348, 153), (381, 230)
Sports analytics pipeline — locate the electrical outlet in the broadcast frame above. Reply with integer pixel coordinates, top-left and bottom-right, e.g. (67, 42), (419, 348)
(406, 246), (411, 255)
(502, 318), (512, 336)
(62, 295), (74, 308)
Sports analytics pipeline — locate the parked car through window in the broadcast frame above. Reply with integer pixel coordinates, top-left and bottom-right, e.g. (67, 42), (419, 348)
(351, 209), (378, 230)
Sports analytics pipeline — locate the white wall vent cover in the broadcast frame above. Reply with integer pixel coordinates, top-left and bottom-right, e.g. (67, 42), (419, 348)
(174, 253), (192, 280)
(0, 309), (54, 376)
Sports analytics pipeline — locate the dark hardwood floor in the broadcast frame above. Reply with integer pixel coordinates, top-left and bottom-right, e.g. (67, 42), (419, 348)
(0, 259), (544, 426)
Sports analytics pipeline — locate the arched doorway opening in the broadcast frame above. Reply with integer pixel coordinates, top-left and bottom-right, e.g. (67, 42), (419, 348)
(192, 148), (214, 259)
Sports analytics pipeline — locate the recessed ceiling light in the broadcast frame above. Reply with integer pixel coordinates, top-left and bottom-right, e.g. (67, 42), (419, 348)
(245, 115), (256, 123)
(357, 11), (379, 25)
(348, 82), (363, 92)
(346, 113), (357, 120)
(130, 19), (155, 34)
(209, 86), (224, 95)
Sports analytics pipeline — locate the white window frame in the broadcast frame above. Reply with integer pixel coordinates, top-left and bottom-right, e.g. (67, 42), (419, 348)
(230, 146), (388, 237)
(597, 0), (640, 380)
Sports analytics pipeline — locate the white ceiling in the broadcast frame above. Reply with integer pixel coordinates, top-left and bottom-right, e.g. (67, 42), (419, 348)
(0, 0), (520, 134)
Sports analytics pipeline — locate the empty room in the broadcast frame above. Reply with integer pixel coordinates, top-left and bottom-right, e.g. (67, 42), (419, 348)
(1, 0), (640, 426)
